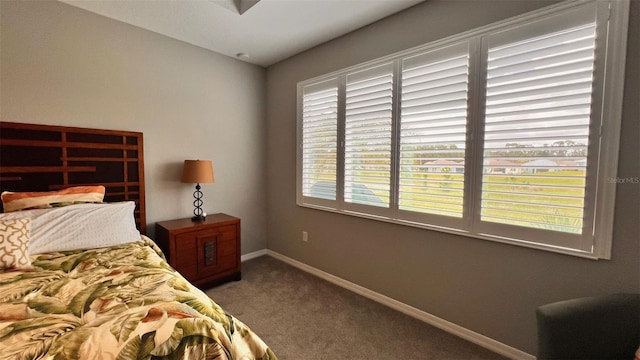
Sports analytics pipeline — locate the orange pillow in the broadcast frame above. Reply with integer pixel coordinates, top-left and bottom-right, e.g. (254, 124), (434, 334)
(1, 185), (105, 212)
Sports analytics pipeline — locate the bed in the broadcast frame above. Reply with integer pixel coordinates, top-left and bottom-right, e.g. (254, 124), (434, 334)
(0, 122), (276, 359)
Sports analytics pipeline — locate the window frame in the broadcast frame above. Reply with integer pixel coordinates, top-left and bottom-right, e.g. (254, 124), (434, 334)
(343, 62), (395, 216)
(397, 41), (473, 230)
(295, 0), (629, 259)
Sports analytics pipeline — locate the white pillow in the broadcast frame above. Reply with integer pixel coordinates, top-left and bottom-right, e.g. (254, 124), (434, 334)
(0, 202), (141, 254)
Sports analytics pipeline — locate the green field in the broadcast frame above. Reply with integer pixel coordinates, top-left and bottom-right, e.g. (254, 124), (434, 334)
(307, 157), (586, 234)
(357, 170), (585, 234)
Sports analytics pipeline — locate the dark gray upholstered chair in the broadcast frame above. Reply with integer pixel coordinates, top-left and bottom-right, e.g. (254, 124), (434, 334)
(536, 293), (640, 360)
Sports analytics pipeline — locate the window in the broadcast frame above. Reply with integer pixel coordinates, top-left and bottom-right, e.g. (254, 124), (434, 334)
(300, 79), (339, 204)
(296, 0), (629, 258)
(344, 64), (393, 211)
(399, 42), (470, 228)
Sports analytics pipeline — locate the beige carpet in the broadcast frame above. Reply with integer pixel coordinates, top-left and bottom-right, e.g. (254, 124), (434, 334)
(206, 255), (507, 360)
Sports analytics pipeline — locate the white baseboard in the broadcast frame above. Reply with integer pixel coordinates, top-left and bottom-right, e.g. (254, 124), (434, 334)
(265, 249), (535, 360)
(241, 249), (268, 262)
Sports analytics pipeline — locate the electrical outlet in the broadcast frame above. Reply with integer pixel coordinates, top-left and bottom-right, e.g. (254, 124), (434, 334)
(302, 231), (308, 242)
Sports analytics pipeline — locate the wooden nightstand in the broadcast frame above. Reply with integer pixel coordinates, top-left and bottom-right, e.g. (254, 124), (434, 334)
(155, 213), (241, 288)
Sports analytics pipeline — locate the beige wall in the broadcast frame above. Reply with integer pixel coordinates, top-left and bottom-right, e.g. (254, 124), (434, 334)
(266, 0), (640, 355)
(0, 0), (268, 253)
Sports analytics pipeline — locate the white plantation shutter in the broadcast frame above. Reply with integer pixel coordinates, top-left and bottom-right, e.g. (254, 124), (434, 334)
(300, 80), (339, 202)
(296, 0), (627, 258)
(399, 43), (470, 222)
(344, 64), (393, 209)
(476, 2), (604, 251)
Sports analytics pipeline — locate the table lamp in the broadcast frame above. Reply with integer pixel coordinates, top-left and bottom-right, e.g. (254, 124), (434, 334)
(181, 160), (215, 221)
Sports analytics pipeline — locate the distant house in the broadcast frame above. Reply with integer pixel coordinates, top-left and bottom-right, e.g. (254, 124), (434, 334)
(555, 160), (585, 171)
(568, 158), (587, 170)
(522, 159), (559, 173)
(484, 159), (520, 174)
(425, 159), (465, 173)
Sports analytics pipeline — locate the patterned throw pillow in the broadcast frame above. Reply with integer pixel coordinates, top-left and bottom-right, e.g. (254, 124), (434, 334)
(1, 185), (105, 212)
(0, 218), (31, 269)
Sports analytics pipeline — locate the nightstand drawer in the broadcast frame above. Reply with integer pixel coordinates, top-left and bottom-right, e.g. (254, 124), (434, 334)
(176, 226), (237, 277)
(155, 214), (241, 287)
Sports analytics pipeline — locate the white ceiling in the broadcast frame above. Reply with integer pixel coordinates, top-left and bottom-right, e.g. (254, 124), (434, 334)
(60, 0), (424, 67)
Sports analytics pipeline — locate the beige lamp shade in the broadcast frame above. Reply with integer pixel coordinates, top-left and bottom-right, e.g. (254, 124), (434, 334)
(181, 160), (215, 184)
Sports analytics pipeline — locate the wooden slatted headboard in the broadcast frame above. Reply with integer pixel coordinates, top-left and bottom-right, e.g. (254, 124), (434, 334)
(0, 122), (146, 233)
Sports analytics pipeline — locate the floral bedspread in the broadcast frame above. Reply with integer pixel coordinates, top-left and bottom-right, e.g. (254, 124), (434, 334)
(0, 238), (276, 360)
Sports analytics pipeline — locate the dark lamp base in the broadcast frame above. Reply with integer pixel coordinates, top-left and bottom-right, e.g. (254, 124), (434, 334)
(190, 183), (207, 222)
